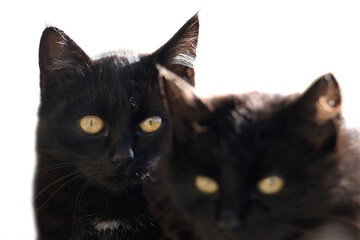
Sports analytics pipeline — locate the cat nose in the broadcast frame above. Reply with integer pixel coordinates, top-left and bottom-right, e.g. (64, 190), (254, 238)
(217, 210), (242, 233)
(112, 145), (134, 168)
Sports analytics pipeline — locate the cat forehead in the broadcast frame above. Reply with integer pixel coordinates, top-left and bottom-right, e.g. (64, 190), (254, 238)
(89, 53), (157, 92)
(204, 92), (294, 130)
(94, 49), (141, 65)
(229, 93), (298, 126)
(65, 56), (160, 111)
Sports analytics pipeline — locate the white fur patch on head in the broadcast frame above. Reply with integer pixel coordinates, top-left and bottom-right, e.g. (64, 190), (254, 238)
(92, 49), (140, 66)
(116, 49), (140, 64)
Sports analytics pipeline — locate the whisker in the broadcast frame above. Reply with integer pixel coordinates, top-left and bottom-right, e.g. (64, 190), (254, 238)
(37, 148), (82, 158)
(36, 162), (78, 173)
(320, 214), (360, 228)
(35, 171), (81, 200)
(36, 173), (82, 211)
(77, 181), (90, 211)
(141, 172), (154, 182)
(72, 181), (90, 235)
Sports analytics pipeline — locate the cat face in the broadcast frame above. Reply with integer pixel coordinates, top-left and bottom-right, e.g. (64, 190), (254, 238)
(36, 14), (199, 193)
(155, 67), (345, 240)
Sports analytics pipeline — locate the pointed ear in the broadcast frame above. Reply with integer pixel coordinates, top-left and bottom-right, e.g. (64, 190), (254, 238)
(158, 65), (208, 120)
(153, 13), (199, 86)
(39, 27), (91, 95)
(296, 73), (342, 149)
(298, 73), (341, 123)
(157, 65), (209, 142)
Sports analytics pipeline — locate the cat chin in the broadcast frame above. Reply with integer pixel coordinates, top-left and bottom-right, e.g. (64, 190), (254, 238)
(99, 175), (144, 193)
(82, 159), (154, 193)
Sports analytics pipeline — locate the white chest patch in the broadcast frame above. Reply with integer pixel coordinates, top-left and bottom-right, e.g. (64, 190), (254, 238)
(91, 214), (153, 233)
(92, 219), (130, 232)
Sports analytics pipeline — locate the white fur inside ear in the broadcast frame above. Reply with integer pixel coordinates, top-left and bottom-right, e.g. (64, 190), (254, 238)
(315, 95), (341, 122)
(172, 52), (196, 68)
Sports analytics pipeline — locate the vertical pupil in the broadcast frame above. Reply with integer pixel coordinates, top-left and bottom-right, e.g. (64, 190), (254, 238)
(90, 119), (93, 127)
(149, 119), (152, 125)
(270, 178), (275, 186)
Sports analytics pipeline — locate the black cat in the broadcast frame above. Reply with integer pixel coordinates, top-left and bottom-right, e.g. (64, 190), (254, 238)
(147, 67), (360, 240)
(34, 14), (199, 240)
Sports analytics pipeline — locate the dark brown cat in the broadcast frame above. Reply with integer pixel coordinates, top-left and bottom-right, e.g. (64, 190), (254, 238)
(147, 67), (360, 240)
(35, 14), (199, 240)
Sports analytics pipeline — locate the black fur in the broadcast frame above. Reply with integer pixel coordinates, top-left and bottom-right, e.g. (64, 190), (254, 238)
(147, 68), (360, 240)
(34, 14), (199, 240)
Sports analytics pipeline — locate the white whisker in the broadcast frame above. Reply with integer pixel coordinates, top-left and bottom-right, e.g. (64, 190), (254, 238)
(36, 173), (82, 211)
(35, 170), (81, 200)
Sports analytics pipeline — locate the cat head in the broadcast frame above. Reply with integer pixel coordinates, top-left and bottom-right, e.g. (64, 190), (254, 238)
(36, 14), (199, 193)
(155, 66), (347, 240)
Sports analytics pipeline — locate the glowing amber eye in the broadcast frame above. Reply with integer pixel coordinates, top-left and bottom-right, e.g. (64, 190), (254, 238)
(139, 117), (162, 133)
(79, 115), (104, 134)
(195, 175), (219, 194)
(257, 176), (284, 195)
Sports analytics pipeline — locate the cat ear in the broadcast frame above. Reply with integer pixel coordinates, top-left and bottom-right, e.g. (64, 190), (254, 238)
(296, 73), (342, 149)
(39, 27), (91, 95)
(298, 73), (342, 123)
(153, 13), (199, 86)
(157, 65), (209, 142)
(158, 65), (209, 120)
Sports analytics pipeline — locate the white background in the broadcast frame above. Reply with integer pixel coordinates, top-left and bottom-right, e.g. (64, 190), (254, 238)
(1, 1), (359, 239)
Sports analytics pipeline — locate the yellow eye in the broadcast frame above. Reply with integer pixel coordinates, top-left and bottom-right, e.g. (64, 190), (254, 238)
(257, 176), (284, 195)
(139, 117), (162, 133)
(195, 175), (219, 194)
(79, 115), (104, 134)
